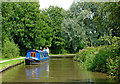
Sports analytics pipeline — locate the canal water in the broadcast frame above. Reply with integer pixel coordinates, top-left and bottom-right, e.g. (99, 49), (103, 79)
(2, 58), (113, 82)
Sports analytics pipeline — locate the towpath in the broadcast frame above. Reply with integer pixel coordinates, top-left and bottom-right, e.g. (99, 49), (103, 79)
(0, 57), (25, 63)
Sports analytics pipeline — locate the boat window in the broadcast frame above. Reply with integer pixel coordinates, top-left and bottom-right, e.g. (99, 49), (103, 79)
(30, 52), (36, 57)
(40, 54), (42, 58)
(39, 52), (48, 58)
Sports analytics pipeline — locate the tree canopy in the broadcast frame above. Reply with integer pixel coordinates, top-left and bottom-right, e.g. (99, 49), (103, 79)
(2, 1), (120, 56)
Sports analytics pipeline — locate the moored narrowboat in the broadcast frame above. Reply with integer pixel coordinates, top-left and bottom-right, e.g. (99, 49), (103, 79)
(25, 50), (49, 65)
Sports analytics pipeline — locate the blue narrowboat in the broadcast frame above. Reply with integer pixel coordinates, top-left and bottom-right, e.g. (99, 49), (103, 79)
(25, 50), (49, 65)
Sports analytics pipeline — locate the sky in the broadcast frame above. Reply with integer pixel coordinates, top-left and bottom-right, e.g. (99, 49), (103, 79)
(39, 0), (75, 10)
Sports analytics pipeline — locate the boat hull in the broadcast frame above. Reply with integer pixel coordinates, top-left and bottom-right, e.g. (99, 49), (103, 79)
(25, 58), (49, 65)
(25, 59), (40, 65)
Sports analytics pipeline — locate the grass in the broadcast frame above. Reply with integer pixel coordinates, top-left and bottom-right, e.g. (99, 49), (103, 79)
(0, 58), (25, 70)
(0, 56), (25, 61)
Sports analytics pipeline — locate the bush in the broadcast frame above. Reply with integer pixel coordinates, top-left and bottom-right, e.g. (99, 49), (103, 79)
(92, 46), (112, 72)
(74, 36), (120, 80)
(2, 37), (20, 58)
(61, 48), (68, 54)
(106, 56), (120, 80)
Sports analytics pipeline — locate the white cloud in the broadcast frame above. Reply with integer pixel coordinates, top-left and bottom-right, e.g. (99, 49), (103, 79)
(39, 0), (75, 10)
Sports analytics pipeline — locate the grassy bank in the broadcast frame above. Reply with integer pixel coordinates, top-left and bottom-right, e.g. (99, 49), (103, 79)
(0, 58), (25, 71)
(0, 56), (24, 61)
(74, 45), (120, 81)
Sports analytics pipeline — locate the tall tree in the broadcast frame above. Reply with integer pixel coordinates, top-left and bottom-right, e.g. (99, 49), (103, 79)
(2, 2), (53, 55)
(45, 6), (65, 53)
(61, 2), (99, 51)
(94, 2), (120, 37)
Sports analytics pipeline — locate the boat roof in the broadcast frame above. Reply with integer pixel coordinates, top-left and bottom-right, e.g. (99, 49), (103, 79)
(27, 50), (48, 54)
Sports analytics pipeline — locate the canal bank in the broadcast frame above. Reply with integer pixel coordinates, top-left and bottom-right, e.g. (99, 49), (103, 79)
(0, 57), (25, 72)
(2, 57), (114, 82)
(74, 45), (120, 81)
(49, 54), (76, 58)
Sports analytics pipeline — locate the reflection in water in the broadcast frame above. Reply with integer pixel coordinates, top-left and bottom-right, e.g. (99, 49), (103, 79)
(25, 61), (49, 79)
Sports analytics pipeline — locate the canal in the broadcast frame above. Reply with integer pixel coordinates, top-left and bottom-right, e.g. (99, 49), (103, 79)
(2, 58), (113, 82)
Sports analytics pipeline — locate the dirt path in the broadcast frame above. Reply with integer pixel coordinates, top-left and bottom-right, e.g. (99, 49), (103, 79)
(0, 57), (25, 63)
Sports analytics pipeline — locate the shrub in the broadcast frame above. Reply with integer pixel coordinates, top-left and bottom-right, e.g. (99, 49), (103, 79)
(106, 56), (120, 80)
(74, 36), (120, 80)
(2, 37), (20, 58)
(61, 48), (68, 54)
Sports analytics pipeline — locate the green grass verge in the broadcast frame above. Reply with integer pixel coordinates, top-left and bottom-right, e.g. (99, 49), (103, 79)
(0, 58), (25, 70)
(0, 56), (25, 61)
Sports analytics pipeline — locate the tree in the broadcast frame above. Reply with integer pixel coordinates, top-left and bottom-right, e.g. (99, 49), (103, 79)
(38, 10), (53, 47)
(2, 2), (53, 55)
(61, 2), (99, 51)
(45, 6), (65, 53)
(94, 2), (120, 37)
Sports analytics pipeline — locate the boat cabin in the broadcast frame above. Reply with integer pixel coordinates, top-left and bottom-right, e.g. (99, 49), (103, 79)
(25, 50), (49, 65)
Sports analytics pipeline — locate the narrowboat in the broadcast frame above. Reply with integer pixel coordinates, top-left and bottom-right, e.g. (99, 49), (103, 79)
(25, 50), (49, 65)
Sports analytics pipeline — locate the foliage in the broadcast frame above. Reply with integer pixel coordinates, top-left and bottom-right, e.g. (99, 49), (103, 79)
(106, 56), (120, 80)
(2, 36), (20, 58)
(2, 2), (53, 55)
(2, 2), (120, 56)
(98, 36), (112, 45)
(45, 6), (65, 54)
(74, 46), (103, 69)
(61, 2), (99, 51)
(39, 10), (53, 47)
(74, 36), (120, 80)
(94, 2), (120, 37)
